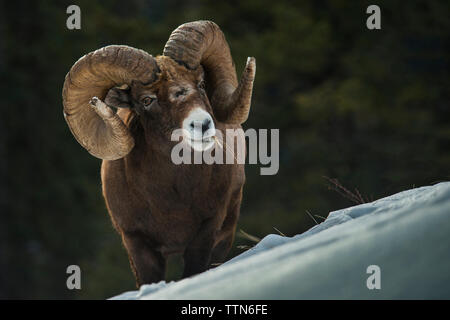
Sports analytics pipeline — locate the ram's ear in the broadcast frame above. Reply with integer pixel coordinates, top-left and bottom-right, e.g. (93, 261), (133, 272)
(105, 84), (131, 109)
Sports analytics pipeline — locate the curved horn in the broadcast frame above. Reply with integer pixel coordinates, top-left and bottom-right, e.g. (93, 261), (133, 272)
(62, 45), (159, 160)
(163, 21), (255, 124)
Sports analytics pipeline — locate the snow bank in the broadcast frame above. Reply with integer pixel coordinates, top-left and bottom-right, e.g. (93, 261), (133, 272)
(111, 182), (450, 299)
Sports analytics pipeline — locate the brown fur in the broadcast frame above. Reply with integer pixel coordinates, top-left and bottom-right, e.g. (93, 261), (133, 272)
(101, 56), (245, 286)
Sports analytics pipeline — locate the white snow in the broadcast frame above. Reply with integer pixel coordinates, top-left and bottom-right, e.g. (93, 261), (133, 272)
(111, 182), (450, 299)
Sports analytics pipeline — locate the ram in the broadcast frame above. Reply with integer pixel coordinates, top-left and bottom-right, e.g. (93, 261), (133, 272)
(62, 21), (256, 286)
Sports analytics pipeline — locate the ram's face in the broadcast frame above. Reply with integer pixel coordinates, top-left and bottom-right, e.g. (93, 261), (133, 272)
(62, 21), (255, 160)
(105, 57), (216, 151)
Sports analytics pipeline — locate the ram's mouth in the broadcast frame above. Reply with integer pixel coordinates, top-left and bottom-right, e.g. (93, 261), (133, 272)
(184, 131), (216, 152)
(187, 136), (215, 152)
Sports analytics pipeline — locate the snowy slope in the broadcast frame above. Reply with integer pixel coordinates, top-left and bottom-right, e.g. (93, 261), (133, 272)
(111, 182), (450, 299)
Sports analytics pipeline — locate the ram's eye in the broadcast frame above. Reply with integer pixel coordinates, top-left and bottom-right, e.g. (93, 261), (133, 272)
(198, 80), (206, 90)
(175, 88), (187, 98)
(142, 96), (154, 106)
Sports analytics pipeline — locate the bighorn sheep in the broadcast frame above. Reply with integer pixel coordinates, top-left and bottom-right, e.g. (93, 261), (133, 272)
(62, 21), (256, 285)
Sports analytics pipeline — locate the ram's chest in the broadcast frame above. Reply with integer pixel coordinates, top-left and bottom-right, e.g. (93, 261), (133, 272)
(102, 151), (243, 251)
(144, 162), (235, 217)
(125, 163), (235, 247)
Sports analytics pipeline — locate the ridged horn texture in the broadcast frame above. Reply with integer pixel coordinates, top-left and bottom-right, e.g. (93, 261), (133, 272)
(62, 45), (159, 160)
(163, 20), (256, 124)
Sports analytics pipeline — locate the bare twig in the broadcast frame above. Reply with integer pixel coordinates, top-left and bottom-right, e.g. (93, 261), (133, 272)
(314, 214), (327, 221)
(273, 227), (286, 237)
(237, 245), (253, 250)
(355, 188), (365, 204)
(323, 176), (367, 205)
(305, 210), (319, 225)
(210, 262), (222, 266)
(239, 229), (261, 243)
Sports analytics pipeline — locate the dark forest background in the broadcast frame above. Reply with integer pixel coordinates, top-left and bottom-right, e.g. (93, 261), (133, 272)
(0, 0), (448, 299)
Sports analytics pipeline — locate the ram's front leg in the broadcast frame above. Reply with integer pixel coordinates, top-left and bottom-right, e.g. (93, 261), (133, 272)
(122, 231), (166, 287)
(183, 218), (217, 278)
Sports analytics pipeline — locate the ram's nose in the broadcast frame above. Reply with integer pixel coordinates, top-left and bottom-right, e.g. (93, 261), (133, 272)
(183, 108), (216, 140)
(190, 118), (212, 135)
